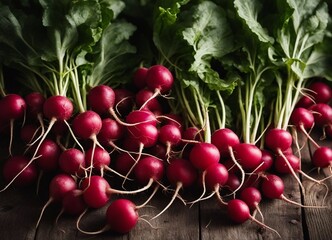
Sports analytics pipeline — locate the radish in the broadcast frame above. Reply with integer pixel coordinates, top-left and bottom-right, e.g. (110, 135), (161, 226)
(225, 173), (241, 193)
(264, 128), (293, 153)
(133, 66), (148, 89)
(77, 198), (140, 235)
(211, 128), (240, 158)
(233, 143), (263, 171)
(189, 142), (220, 171)
(311, 146), (332, 169)
(290, 107), (320, 148)
(36, 173), (77, 228)
(190, 162), (228, 205)
(133, 156), (165, 186)
(25, 92), (46, 120)
(84, 146), (127, 179)
(151, 158), (197, 220)
(135, 88), (162, 112)
(139, 65), (174, 110)
(238, 187), (262, 211)
(80, 175), (154, 209)
(20, 124), (42, 145)
(60, 189), (87, 217)
(87, 85), (115, 116)
(309, 103), (332, 128)
(306, 81), (332, 104)
(58, 148), (86, 176)
(158, 124), (182, 160)
(2, 155), (38, 187)
(87, 85), (138, 126)
(113, 88), (134, 117)
(0, 94), (26, 155)
(227, 199), (280, 237)
(97, 118), (126, 153)
(182, 126), (203, 142)
(260, 174), (325, 208)
(34, 138), (61, 172)
(113, 152), (137, 177)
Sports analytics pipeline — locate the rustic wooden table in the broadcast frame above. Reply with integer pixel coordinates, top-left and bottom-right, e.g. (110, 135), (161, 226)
(0, 131), (331, 240)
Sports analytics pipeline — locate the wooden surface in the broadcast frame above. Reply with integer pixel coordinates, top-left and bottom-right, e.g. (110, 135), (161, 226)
(0, 131), (331, 240)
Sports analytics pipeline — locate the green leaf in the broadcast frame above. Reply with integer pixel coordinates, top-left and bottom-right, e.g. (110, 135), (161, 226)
(234, 0), (274, 44)
(181, 1), (237, 91)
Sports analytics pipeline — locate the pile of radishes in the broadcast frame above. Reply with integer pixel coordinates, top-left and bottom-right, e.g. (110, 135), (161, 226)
(0, 64), (331, 237)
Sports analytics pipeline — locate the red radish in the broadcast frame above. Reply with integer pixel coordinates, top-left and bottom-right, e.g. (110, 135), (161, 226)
(133, 66), (148, 89)
(77, 198), (139, 235)
(190, 163), (228, 205)
(182, 127), (203, 142)
(189, 142), (220, 171)
(158, 124), (182, 160)
(25, 92), (46, 120)
(113, 152), (137, 176)
(61, 189), (87, 216)
(296, 95), (315, 108)
(97, 118), (125, 148)
(275, 152), (326, 186)
(233, 143), (262, 171)
(105, 199), (139, 233)
(43, 95), (74, 122)
(147, 143), (167, 160)
(274, 154), (300, 174)
(36, 173), (77, 228)
(125, 109), (158, 126)
(88, 85), (137, 126)
(84, 146), (126, 178)
(225, 173), (241, 193)
(0, 94), (26, 121)
(139, 65), (174, 110)
(290, 107), (320, 148)
(227, 199), (280, 237)
(307, 81), (332, 104)
(264, 128), (293, 153)
(238, 187), (262, 210)
(80, 175), (154, 209)
(254, 149), (274, 173)
(309, 103), (332, 127)
(290, 108), (315, 130)
(0, 94), (26, 155)
(135, 88), (162, 112)
(113, 88), (134, 116)
(35, 138), (61, 172)
(133, 156), (165, 185)
(72, 110), (102, 141)
(20, 124), (41, 144)
(2, 155), (38, 187)
(58, 148), (85, 176)
(151, 158), (197, 220)
(87, 85), (115, 116)
(211, 128), (240, 158)
(311, 146), (332, 169)
(260, 174), (324, 208)
(146, 65), (174, 94)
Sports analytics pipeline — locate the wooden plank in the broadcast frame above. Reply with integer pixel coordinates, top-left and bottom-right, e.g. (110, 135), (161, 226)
(0, 187), (39, 240)
(301, 130), (332, 240)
